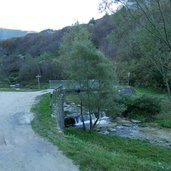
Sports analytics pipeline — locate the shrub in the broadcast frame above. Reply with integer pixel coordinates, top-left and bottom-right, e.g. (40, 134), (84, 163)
(107, 94), (127, 119)
(123, 95), (161, 121)
(155, 111), (171, 128)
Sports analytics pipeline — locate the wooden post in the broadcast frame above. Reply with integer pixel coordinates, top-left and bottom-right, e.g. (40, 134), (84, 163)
(36, 75), (41, 89)
(60, 91), (65, 129)
(56, 88), (65, 130)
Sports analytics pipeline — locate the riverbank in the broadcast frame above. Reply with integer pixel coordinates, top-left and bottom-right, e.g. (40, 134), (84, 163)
(31, 93), (171, 171)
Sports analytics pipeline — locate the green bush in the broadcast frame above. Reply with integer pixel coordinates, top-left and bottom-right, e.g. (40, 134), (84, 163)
(155, 111), (171, 128)
(106, 93), (128, 118)
(123, 95), (161, 121)
(154, 100), (171, 128)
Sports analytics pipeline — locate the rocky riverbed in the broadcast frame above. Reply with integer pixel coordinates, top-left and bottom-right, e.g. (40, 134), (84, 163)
(96, 117), (171, 148)
(64, 103), (171, 148)
(64, 102), (171, 148)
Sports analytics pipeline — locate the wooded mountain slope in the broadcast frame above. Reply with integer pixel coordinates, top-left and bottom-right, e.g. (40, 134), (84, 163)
(0, 0), (170, 90)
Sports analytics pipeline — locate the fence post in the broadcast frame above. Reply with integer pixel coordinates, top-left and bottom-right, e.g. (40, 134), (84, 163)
(51, 87), (65, 131)
(59, 89), (65, 129)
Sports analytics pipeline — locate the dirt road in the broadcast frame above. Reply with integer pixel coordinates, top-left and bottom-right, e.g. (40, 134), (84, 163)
(0, 91), (79, 171)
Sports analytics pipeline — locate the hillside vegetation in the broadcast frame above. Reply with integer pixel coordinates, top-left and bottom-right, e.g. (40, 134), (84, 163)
(0, 0), (170, 93)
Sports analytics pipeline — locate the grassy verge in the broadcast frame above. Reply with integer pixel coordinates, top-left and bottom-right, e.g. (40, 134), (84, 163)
(0, 82), (49, 92)
(134, 87), (166, 98)
(0, 88), (38, 92)
(154, 99), (171, 128)
(31, 93), (171, 171)
(0, 88), (20, 92)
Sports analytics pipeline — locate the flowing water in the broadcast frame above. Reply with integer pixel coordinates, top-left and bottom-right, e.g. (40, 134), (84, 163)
(64, 102), (171, 148)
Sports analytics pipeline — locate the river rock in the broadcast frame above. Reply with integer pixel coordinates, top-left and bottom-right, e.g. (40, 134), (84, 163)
(100, 130), (110, 135)
(122, 123), (132, 127)
(64, 103), (79, 114)
(116, 117), (132, 124)
(131, 119), (141, 124)
(107, 128), (116, 132)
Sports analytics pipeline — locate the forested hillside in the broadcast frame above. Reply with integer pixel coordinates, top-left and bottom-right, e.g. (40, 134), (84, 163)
(0, 15), (115, 86)
(0, 0), (170, 92)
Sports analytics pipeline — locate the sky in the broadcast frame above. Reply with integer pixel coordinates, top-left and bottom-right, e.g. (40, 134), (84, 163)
(0, 0), (109, 32)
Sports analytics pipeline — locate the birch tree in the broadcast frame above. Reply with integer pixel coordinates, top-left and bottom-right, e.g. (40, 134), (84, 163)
(99, 0), (171, 100)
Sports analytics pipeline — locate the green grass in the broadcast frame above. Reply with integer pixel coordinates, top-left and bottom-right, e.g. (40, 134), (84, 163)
(154, 99), (171, 128)
(0, 88), (42, 92)
(0, 88), (20, 92)
(23, 82), (49, 89)
(0, 84), (49, 92)
(134, 87), (166, 98)
(66, 92), (80, 104)
(0, 88), (34, 92)
(0, 82), (49, 92)
(31, 93), (171, 171)
(155, 112), (171, 128)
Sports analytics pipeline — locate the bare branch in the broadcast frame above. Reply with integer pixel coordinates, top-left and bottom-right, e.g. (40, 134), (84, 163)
(156, 0), (171, 48)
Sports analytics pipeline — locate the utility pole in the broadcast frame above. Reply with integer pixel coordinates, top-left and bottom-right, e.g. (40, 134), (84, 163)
(36, 75), (41, 89)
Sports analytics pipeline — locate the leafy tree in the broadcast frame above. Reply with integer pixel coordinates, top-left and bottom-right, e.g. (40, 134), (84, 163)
(137, 28), (171, 98)
(18, 55), (40, 83)
(59, 25), (117, 131)
(99, 0), (171, 100)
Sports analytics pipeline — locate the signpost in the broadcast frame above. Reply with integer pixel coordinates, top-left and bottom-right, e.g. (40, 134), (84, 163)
(36, 75), (41, 89)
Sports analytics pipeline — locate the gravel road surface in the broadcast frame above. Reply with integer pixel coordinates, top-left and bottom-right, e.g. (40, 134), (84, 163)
(0, 91), (79, 171)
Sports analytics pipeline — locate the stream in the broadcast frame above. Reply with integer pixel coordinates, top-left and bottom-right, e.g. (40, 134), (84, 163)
(64, 102), (171, 148)
(96, 117), (171, 148)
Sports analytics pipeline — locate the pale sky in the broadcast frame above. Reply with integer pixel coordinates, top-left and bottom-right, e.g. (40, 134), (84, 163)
(0, 0), (108, 32)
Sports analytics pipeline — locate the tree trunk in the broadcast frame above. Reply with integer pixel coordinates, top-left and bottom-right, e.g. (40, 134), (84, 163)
(92, 108), (100, 130)
(165, 78), (171, 101)
(80, 98), (86, 131)
(89, 111), (93, 131)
